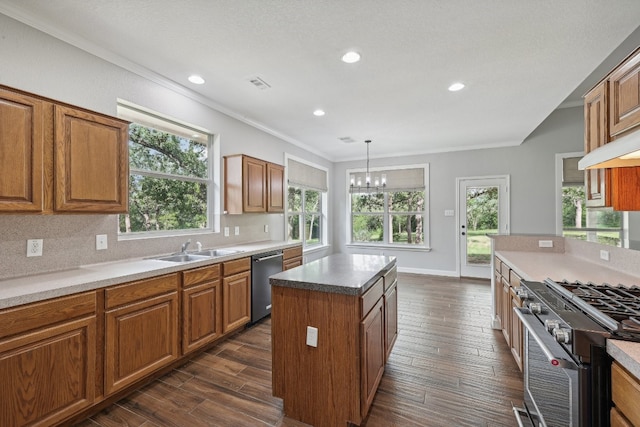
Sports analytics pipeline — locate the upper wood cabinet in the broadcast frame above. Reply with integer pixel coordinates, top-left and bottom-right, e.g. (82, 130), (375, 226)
(224, 154), (284, 214)
(0, 87), (45, 212)
(54, 105), (129, 213)
(609, 48), (640, 139)
(584, 81), (612, 208)
(0, 85), (129, 214)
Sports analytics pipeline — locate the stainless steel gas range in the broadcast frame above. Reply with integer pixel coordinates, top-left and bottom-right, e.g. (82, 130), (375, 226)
(513, 279), (640, 427)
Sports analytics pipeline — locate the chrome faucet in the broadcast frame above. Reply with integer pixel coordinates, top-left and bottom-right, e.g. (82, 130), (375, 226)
(180, 239), (191, 254)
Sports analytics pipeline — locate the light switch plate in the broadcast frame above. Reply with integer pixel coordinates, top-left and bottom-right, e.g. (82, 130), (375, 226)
(538, 240), (553, 248)
(600, 250), (610, 261)
(224, 226), (229, 237)
(96, 234), (108, 250)
(264, 224), (269, 233)
(234, 226), (240, 236)
(444, 209), (454, 217)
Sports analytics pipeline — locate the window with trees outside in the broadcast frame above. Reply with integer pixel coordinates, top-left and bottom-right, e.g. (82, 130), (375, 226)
(286, 157), (328, 248)
(349, 166), (427, 246)
(117, 104), (212, 235)
(561, 156), (623, 247)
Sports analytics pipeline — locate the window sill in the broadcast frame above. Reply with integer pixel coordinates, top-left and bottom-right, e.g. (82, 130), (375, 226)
(346, 243), (431, 252)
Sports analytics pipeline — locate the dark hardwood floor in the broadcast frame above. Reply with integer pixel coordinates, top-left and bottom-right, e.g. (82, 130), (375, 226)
(74, 273), (523, 427)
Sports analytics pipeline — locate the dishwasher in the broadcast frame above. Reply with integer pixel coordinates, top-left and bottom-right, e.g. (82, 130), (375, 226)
(251, 250), (283, 324)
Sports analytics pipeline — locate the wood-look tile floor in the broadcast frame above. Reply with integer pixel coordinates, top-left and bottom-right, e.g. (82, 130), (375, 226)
(74, 273), (523, 427)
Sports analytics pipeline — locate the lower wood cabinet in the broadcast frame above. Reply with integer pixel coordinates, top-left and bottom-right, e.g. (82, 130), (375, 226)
(360, 297), (385, 417)
(181, 264), (222, 355)
(611, 361), (640, 427)
(104, 274), (179, 396)
(495, 255), (523, 371)
(283, 245), (303, 271)
(509, 287), (523, 371)
(0, 292), (97, 427)
(222, 257), (251, 333)
(384, 280), (398, 361)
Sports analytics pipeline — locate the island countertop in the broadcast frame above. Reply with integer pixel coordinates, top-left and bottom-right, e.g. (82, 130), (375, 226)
(269, 253), (396, 296)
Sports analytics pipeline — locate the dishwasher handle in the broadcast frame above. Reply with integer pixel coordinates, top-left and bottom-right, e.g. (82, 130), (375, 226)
(254, 253), (283, 262)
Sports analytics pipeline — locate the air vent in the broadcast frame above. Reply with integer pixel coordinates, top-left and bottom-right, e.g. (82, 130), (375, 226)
(246, 76), (271, 90)
(339, 136), (356, 143)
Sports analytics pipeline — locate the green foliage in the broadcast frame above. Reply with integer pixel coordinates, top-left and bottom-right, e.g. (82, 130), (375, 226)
(466, 187), (498, 230)
(119, 124), (208, 233)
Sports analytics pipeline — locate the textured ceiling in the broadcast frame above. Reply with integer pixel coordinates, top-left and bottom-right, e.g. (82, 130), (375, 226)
(2, 0), (640, 161)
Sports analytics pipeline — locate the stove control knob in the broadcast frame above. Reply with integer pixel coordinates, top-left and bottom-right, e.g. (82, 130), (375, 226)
(529, 303), (544, 314)
(553, 328), (572, 344)
(545, 319), (561, 332)
(516, 289), (530, 300)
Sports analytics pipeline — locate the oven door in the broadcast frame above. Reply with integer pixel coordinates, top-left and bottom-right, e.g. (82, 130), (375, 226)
(514, 307), (583, 427)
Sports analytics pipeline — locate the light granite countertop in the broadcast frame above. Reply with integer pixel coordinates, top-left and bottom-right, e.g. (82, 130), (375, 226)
(495, 249), (640, 381)
(0, 240), (300, 309)
(270, 254), (396, 295)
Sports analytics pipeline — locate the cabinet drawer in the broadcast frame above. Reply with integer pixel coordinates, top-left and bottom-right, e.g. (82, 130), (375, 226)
(283, 257), (302, 271)
(0, 291), (96, 339)
(361, 277), (384, 318)
(283, 246), (302, 260)
(383, 265), (397, 291)
(223, 257), (251, 276)
(182, 263), (221, 288)
(106, 273), (179, 309)
(510, 270), (522, 288)
(612, 361), (640, 427)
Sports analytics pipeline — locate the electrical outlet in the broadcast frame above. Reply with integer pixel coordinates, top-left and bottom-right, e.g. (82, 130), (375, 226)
(96, 234), (108, 250)
(234, 226), (240, 236)
(600, 250), (610, 261)
(306, 326), (318, 347)
(224, 226), (229, 237)
(264, 224), (269, 233)
(27, 239), (43, 257)
(538, 240), (553, 248)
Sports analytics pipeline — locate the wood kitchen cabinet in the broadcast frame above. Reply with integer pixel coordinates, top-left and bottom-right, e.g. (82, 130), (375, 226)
(495, 255), (523, 371)
(611, 361), (640, 426)
(181, 263), (222, 355)
(0, 292), (97, 427)
(383, 265), (398, 362)
(360, 287), (385, 417)
(104, 273), (179, 396)
(509, 279), (523, 371)
(223, 154), (284, 214)
(282, 245), (303, 271)
(609, 47), (640, 139)
(584, 81), (612, 208)
(0, 84), (129, 214)
(222, 257), (251, 332)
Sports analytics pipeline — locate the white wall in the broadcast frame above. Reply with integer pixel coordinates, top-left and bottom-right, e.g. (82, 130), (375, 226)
(332, 107), (585, 276)
(0, 14), (332, 279)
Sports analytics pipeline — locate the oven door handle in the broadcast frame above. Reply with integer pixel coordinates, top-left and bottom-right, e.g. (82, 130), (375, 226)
(514, 307), (578, 370)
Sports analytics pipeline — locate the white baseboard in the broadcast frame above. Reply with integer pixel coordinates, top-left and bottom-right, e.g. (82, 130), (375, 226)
(397, 266), (459, 277)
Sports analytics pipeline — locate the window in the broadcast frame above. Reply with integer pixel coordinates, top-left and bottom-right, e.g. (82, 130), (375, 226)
(349, 166), (427, 246)
(561, 156), (624, 247)
(117, 104), (213, 235)
(286, 157), (328, 248)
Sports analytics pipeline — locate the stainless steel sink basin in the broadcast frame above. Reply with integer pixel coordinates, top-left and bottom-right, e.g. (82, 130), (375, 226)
(192, 249), (243, 257)
(155, 254), (211, 263)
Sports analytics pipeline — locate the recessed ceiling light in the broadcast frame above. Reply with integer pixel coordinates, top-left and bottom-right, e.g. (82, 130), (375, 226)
(341, 51), (361, 64)
(448, 82), (465, 92)
(313, 109), (325, 117)
(188, 75), (205, 85)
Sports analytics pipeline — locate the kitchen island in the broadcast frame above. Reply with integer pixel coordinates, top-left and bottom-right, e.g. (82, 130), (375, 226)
(270, 254), (397, 427)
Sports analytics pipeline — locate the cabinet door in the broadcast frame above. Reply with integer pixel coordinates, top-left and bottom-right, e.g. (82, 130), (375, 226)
(105, 292), (178, 395)
(182, 279), (222, 354)
(584, 82), (612, 208)
(283, 256), (302, 271)
(266, 162), (284, 212)
(223, 270), (251, 332)
(501, 279), (511, 345)
(242, 156), (267, 212)
(360, 297), (385, 418)
(0, 316), (96, 427)
(0, 88), (45, 212)
(609, 49), (640, 138)
(54, 105), (129, 213)
(510, 287), (523, 371)
(384, 280), (398, 362)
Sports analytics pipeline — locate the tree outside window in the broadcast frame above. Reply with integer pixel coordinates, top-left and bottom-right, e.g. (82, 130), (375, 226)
(562, 185), (623, 246)
(288, 187), (323, 246)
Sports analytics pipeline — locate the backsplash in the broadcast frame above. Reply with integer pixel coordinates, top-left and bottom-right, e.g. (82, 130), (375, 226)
(0, 213), (285, 280)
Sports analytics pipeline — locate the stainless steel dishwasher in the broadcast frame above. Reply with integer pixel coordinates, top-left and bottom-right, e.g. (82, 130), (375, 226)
(251, 250), (283, 324)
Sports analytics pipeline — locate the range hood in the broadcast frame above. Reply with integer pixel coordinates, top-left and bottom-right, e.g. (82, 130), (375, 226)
(579, 130), (640, 169)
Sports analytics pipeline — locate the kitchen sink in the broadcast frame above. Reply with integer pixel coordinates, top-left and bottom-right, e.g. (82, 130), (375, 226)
(154, 254), (211, 263)
(192, 249), (243, 257)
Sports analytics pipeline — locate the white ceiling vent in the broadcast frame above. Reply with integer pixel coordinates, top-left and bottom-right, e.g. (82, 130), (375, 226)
(339, 136), (356, 143)
(246, 76), (271, 90)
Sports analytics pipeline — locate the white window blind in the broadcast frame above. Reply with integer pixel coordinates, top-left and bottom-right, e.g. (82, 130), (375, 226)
(288, 159), (328, 192)
(563, 157), (585, 186)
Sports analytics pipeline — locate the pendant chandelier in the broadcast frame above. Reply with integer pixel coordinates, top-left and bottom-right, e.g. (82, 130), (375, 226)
(350, 139), (386, 192)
